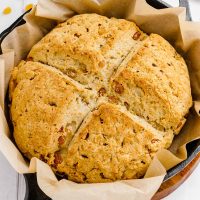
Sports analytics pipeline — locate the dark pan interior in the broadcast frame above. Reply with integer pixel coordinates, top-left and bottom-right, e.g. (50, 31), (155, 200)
(0, 1), (199, 200)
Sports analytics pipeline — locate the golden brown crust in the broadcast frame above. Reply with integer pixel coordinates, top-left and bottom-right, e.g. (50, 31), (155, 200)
(28, 13), (146, 91)
(10, 61), (95, 160)
(110, 34), (192, 134)
(56, 103), (168, 183)
(9, 14), (192, 183)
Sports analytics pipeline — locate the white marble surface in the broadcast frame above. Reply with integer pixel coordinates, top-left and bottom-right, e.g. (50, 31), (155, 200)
(0, 0), (200, 200)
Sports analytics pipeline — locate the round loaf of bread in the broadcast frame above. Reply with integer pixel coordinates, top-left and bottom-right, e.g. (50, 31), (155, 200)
(9, 14), (192, 183)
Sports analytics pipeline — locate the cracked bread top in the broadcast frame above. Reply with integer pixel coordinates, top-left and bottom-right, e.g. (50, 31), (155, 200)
(9, 14), (192, 183)
(28, 13), (146, 91)
(56, 103), (169, 183)
(10, 61), (95, 159)
(109, 34), (192, 136)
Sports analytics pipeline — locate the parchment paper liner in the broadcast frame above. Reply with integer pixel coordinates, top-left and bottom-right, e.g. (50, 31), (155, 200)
(1, 0), (200, 199)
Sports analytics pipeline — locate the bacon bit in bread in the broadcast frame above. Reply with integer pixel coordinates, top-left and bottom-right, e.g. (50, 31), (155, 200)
(114, 82), (124, 94)
(54, 152), (63, 165)
(59, 126), (64, 132)
(58, 136), (65, 145)
(98, 87), (106, 97)
(67, 69), (77, 78)
(133, 31), (141, 40)
(151, 139), (160, 144)
(124, 102), (130, 110)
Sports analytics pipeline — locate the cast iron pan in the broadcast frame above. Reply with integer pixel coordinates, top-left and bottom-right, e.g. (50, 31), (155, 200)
(0, 1), (198, 200)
